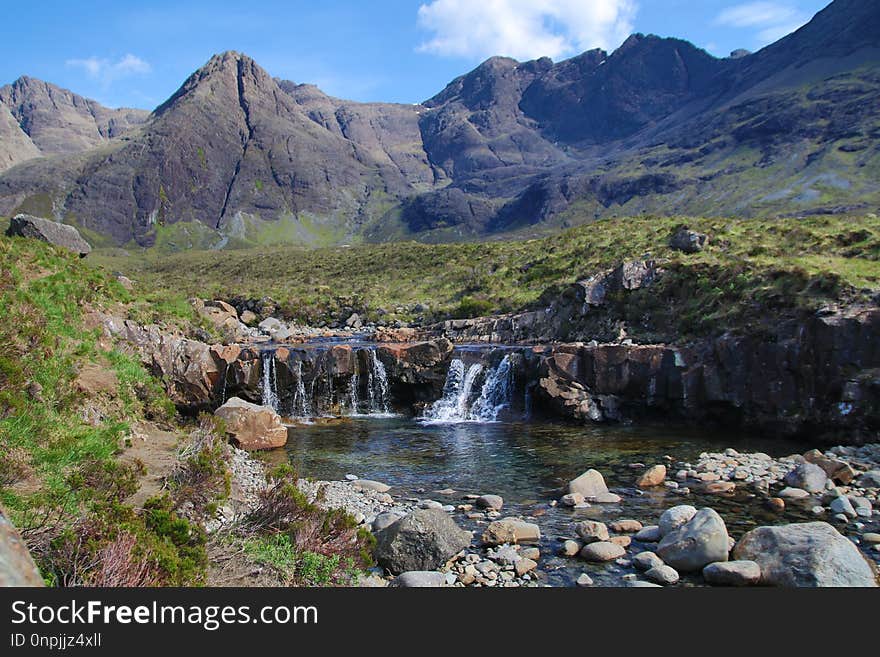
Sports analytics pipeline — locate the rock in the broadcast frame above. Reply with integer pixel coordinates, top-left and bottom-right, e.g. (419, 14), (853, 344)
(482, 518), (541, 546)
(657, 508), (729, 572)
(829, 496), (857, 519)
(345, 313), (362, 329)
(610, 519), (643, 533)
(609, 535), (632, 548)
(560, 493), (585, 507)
(574, 520), (609, 544)
(521, 547), (540, 561)
(515, 558), (538, 576)
(783, 462), (828, 494)
(803, 450), (856, 484)
(658, 505), (697, 537)
(634, 525), (662, 542)
(593, 492), (622, 504)
(580, 542), (626, 562)
(0, 507), (44, 586)
(778, 487), (810, 499)
(645, 565), (679, 585)
(668, 226), (709, 254)
(214, 397), (288, 450)
(733, 522), (878, 587)
(353, 479), (391, 493)
(258, 317), (282, 333)
(705, 481), (736, 494)
(372, 512), (405, 533)
(862, 533), (880, 545)
(576, 573), (594, 587)
(766, 497), (785, 511)
(115, 274), (134, 290)
(560, 540), (582, 556)
(240, 310), (258, 326)
(6, 214), (91, 256)
(632, 551), (664, 571)
(476, 494), (504, 511)
(702, 561), (761, 586)
(851, 497), (872, 518)
(389, 571), (449, 587)
(490, 545), (521, 566)
(626, 580), (662, 588)
(856, 470), (880, 488)
(374, 509), (472, 575)
(568, 469), (608, 498)
(419, 500), (444, 510)
(636, 464), (667, 488)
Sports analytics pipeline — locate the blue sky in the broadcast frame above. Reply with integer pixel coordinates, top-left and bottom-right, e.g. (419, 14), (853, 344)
(0, 1), (831, 109)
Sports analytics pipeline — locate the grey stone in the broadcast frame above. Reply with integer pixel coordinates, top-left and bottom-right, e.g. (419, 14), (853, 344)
(634, 525), (662, 542)
(389, 571), (448, 587)
(657, 508), (729, 572)
(829, 496), (857, 519)
(6, 214), (91, 256)
(733, 522), (878, 587)
(856, 470), (880, 488)
(783, 462), (828, 494)
(568, 469), (608, 498)
(580, 542), (626, 562)
(702, 561), (761, 586)
(482, 518), (541, 546)
(476, 494), (504, 511)
(632, 551), (665, 572)
(374, 509), (472, 575)
(574, 520), (609, 544)
(645, 565), (680, 585)
(658, 505), (697, 537)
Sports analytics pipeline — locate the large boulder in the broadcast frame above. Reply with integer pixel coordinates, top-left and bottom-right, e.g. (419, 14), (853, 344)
(374, 509), (471, 575)
(214, 397), (288, 450)
(782, 462), (828, 494)
(568, 469), (609, 498)
(657, 508), (729, 572)
(732, 522), (878, 587)
(0, 506), (44, 586)
(6, 214), (91, 257)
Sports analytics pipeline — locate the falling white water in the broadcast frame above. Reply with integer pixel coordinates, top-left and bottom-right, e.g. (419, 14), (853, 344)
(469, 355), (514, 422)
(261, 351), (280, 412)
(291, 360), (313, 418)
(367, 350), (391, 414)
(423, 355), (515, 423)
(348, 367), (361, 413)
(422, 359), (484, 423)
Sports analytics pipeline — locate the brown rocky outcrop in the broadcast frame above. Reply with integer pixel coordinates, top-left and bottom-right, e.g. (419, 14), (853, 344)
(214, 397), (288, 450)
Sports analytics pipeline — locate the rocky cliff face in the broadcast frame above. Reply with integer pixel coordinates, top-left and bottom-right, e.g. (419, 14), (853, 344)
(0, 77), (148, 173)
(0, 0), (878, 246)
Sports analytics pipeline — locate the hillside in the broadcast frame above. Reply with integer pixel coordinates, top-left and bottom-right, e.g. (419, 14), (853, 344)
(0, 0), (877, 249)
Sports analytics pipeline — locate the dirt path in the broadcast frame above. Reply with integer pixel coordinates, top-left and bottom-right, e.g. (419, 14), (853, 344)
(121, 421), (181, 509)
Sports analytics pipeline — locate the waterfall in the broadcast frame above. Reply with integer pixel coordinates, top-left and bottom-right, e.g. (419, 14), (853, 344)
(291, 360), (313, 418)
(423, 355), (515, 423)
(469, 355), (514, 422)
(348, 368), (361, 414)
(422, 359), (483, 422)
(261, 351), (280, 412)
(367, 350), (391, 414)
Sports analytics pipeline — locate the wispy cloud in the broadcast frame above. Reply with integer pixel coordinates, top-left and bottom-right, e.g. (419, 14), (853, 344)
(715, 2), (810, 46)
(65, 54), (152, 85)
(416, 0), (638, 61)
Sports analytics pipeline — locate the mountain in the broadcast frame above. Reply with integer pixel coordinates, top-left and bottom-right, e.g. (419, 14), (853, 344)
(0, 77), (148, 172)
(0, 0), (878, 249)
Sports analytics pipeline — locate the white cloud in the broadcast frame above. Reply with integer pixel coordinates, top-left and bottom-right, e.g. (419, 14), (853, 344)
(66, 54), (152, 85)
(416, 0), (638, 61)
(715, 2), (810, 47)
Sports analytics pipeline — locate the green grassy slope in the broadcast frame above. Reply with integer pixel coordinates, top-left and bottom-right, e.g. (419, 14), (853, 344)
(92, 214), (880, 337)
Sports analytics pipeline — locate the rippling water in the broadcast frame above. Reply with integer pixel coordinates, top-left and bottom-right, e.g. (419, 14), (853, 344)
(280, 416), (828, 586)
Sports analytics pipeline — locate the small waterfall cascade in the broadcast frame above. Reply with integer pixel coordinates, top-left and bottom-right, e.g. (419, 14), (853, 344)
(260, 351), (280, 412)
(366, 349), (391, 414)
(423, 354), (516, 423)
(469, 354), (514, 422)
(291, 360), (313, 418)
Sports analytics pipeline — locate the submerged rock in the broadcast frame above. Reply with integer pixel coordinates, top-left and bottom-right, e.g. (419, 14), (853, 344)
(732, 522), (878, 587)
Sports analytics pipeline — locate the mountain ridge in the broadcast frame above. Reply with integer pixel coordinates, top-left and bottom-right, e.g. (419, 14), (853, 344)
(0, 0), (878, 249)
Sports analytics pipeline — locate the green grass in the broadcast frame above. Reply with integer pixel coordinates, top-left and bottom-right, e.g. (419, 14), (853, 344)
(91, 214), (880, 336)
(244, 534), (349, 586)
